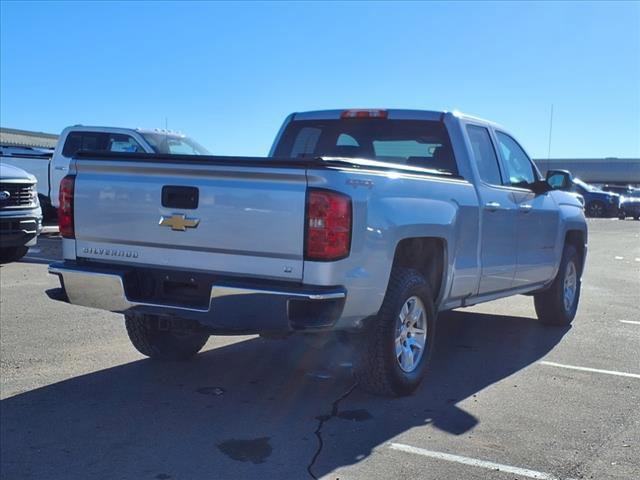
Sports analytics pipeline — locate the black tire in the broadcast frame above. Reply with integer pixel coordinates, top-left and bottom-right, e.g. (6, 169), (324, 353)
(534, 244), (581, 326)
(38, 195), (57, 222)
(586, 201), (605, 217)
(354, 268), (436, 397)
(0, 246), (29, 264)
(125, 314), (209, 360)
(635, 216), (640, 221)
(618, 212), (626, 220)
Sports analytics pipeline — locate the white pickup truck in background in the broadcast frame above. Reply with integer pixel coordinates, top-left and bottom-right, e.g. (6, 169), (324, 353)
(1, 126), (209, 218)
(0, 146), (55, 218)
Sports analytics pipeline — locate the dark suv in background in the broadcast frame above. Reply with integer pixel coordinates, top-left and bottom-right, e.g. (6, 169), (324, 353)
(547, 170), (620, 218)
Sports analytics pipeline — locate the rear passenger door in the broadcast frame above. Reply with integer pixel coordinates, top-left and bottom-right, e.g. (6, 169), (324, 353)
(494, 131), (560, 287)
(466, 124), (518, 295)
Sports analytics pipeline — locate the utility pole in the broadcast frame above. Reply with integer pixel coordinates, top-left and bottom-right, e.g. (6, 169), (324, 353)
(547, 104), (554, 173)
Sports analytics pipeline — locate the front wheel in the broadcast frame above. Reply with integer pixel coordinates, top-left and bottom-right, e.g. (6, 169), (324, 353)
(125, 314), (209, 360)
(534, 244), (582, 326)
(586, 201), (605, 217)
(354, 268), (436, 396)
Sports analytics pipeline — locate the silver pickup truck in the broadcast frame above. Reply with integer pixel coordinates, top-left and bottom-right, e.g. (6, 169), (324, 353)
(48, 109), (587, 396)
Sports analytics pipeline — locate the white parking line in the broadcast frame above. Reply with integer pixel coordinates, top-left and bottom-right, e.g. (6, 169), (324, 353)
(388, 443), (576, 480)
(539, 361), (640, 379)
(620, 320), (640, 325)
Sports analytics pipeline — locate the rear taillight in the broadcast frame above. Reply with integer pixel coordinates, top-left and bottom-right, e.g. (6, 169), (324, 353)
(305, 189), (352, 261)
(341, 109), (387, 119)
(58, 175), (75, 238)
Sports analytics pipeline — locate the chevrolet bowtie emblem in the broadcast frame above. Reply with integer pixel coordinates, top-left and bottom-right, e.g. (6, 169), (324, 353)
(159, 214), (200, 231)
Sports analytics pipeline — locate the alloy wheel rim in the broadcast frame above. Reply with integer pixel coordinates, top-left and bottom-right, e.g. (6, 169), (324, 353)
(563, 261), (577, 312)
(590, 203), (603, 217)
(395, 296), (428, 373)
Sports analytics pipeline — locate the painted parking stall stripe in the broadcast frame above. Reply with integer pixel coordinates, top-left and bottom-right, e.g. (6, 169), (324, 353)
(620, 320), (640, 325)
(539, 361), (640, 379)
(388, 443), (577, 480)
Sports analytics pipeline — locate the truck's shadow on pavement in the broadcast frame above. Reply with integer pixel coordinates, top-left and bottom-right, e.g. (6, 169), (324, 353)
(1, 311), (568, 480)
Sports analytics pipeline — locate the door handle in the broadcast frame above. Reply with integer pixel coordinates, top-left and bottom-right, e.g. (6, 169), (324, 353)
(484, 201), (502, 211)
(54, 166), (68, 171)
(519, 204), (533, 213)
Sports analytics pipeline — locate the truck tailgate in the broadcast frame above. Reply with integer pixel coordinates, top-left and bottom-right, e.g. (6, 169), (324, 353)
(73, 159), (307, 280)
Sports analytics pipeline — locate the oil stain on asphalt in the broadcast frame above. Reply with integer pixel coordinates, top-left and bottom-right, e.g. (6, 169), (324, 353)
(217, 437), (273, 464)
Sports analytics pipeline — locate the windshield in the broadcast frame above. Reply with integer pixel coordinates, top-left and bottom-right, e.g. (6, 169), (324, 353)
(141, 133), (209, 155)
(274, 119), (458, 175)
(573, 178), (598, 192)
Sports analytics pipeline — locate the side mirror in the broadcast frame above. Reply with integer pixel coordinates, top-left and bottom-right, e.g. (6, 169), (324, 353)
(546, 170), (572, 191)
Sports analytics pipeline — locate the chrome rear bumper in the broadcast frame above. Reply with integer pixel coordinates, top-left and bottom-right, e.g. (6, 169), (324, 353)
(48, 262), (346, 332)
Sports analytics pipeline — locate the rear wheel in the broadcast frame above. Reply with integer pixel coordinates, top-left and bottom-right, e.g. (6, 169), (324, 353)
(534, 244), (581, 326)
(354, 268), (436, 396)
(125, 314), (209, 360)
(618, 211), (626, 220)
(0, 246), (28, 264)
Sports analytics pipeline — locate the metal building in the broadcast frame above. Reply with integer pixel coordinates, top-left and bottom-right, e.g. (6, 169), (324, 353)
(0, 127), (58, 149)
(534, 158), (640, 185)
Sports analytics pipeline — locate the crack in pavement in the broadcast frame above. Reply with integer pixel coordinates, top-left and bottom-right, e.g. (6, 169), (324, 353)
(307, 382), (358, 479)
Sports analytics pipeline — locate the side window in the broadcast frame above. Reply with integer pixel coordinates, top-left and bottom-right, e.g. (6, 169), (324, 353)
(495, 132), (536, 186)
(61, 132), (82, 157)
(107, 134), (144, 153)
(165, 139), (199, 154)
(62, 132), (109, 157)
(466, 125), (503, 185)
(336, 134), (359, 146)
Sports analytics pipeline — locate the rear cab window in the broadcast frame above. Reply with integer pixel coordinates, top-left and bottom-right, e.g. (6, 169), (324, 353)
(274, 119), (459, 175)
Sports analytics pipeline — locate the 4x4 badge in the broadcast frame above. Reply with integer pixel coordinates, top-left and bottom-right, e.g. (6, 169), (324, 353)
(159, 214), (200, 231)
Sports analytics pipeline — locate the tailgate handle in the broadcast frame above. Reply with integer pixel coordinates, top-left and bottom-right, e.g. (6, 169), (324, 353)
(162, 186), (199, 209)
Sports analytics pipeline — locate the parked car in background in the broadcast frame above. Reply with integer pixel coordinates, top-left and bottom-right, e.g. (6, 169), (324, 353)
(618, 197), (640, 220)
(48, 109), (588, 397)
(547, 170), (620, 217)
(0, 163), (42, 263)
(0, 146), (55, 219)
(600, 184), (640, 220)
(573, 179), (620, 217)
(601, 184), (640, 199)
(2, 126), (209, 214)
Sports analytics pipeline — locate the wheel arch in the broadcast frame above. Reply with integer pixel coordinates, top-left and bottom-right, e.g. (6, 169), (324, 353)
(390, 237), (447, 304)
(564, 229), (586, 275)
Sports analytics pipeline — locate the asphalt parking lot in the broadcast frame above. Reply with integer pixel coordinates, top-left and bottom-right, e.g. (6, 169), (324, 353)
(1, 219), (638, 480)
